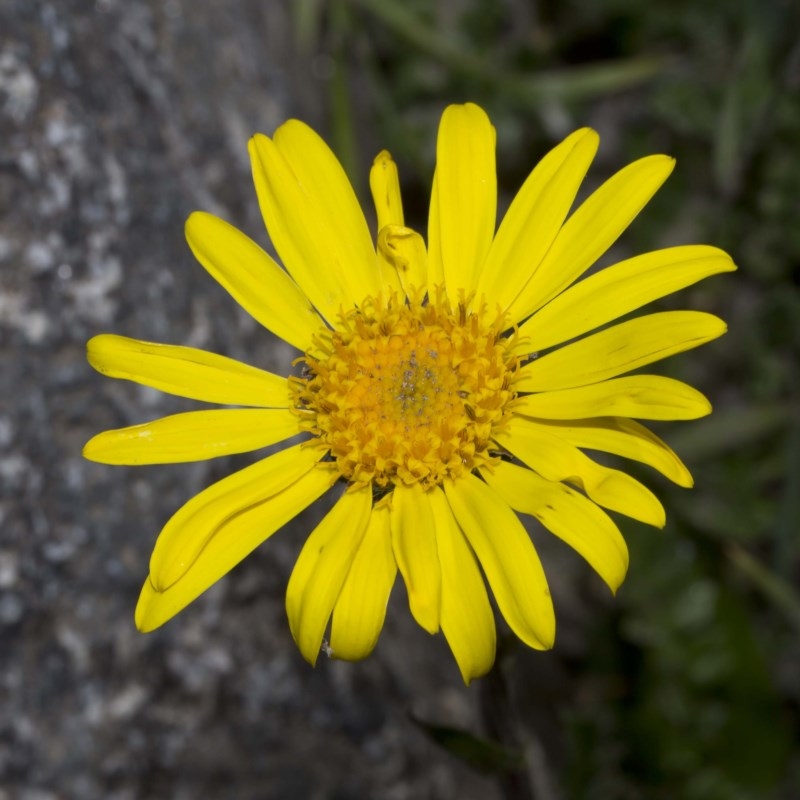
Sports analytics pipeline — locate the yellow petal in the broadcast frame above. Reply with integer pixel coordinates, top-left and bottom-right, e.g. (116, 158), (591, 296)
(83, 408), (300, 465)
(513, 375), (711, 421)
(476, 128), (599, 310)
(330, 503), (397, 661)
(370, 150), (404, 229)
(87, 334), (289, 407)
(149, 444), (322, 591)
(430, 103), (497, 297)
(495, 418), (665, 526)
(136, 444), (331, 632)
(429, 487), (496, 684)
(515, 245), (737, 352)
(482, 462), (629, 594)
(377, 224), (428, 299)
(249, 134), (353, 322)
(444, 473), (554, 650)
(285, 485), (373, 665)
(517, 417), (693, 487)
(390, 484), (441, 634)
(272, 120), (393, 302)
(508, 154), (676, 324)
(426, 170), (444, 294)
(516, 311), (727, 392)
(185, 212), (323, 352)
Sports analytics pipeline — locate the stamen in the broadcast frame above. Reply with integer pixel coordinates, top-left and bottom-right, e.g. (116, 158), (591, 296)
(291, 291), (520, 488)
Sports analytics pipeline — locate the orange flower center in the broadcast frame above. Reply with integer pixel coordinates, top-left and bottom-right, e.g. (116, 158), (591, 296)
(290, 291), (520, 488)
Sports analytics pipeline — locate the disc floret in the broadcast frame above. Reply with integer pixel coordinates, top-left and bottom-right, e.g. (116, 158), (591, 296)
(291, 291), (520, 489)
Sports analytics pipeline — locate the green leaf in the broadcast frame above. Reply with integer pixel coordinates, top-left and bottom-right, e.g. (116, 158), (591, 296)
(666, 404), (789, 462)
(408, 711), (524, 774)
(726, 543), (800, 632)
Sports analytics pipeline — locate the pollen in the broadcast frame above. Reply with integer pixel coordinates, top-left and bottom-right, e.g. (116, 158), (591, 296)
(290, 290), (521, 489)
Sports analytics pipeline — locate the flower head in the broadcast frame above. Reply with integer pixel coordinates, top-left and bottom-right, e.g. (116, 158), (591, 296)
(84, 103), (734, 682)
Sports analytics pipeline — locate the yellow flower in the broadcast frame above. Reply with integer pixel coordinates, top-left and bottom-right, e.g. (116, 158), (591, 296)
(84, 103), (735, 683)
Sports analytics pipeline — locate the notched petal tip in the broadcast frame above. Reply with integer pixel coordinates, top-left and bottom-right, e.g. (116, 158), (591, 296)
(654, 153), (677, 171)
(247, 132), (270, 165)
(372, 149), (395, 168)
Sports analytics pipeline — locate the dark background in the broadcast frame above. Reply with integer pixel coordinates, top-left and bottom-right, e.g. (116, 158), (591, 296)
(1, 1), (798, 798)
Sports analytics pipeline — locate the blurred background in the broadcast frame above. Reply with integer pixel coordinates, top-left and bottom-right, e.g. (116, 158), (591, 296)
(1, 0), (798, 798)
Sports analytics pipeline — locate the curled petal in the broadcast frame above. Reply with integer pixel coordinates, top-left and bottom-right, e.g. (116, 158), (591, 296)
(377, 224), (428, 299)
(370, 150), (404, 229)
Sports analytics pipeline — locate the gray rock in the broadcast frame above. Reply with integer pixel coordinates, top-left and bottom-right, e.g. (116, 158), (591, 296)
(0, 2), (501, 798)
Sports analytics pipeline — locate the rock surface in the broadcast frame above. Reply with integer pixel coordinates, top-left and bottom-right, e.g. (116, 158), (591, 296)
(0, 2), (503, 797)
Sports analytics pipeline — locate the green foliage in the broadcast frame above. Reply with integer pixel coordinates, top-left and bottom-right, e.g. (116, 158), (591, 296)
(408, 711), (525, 775)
